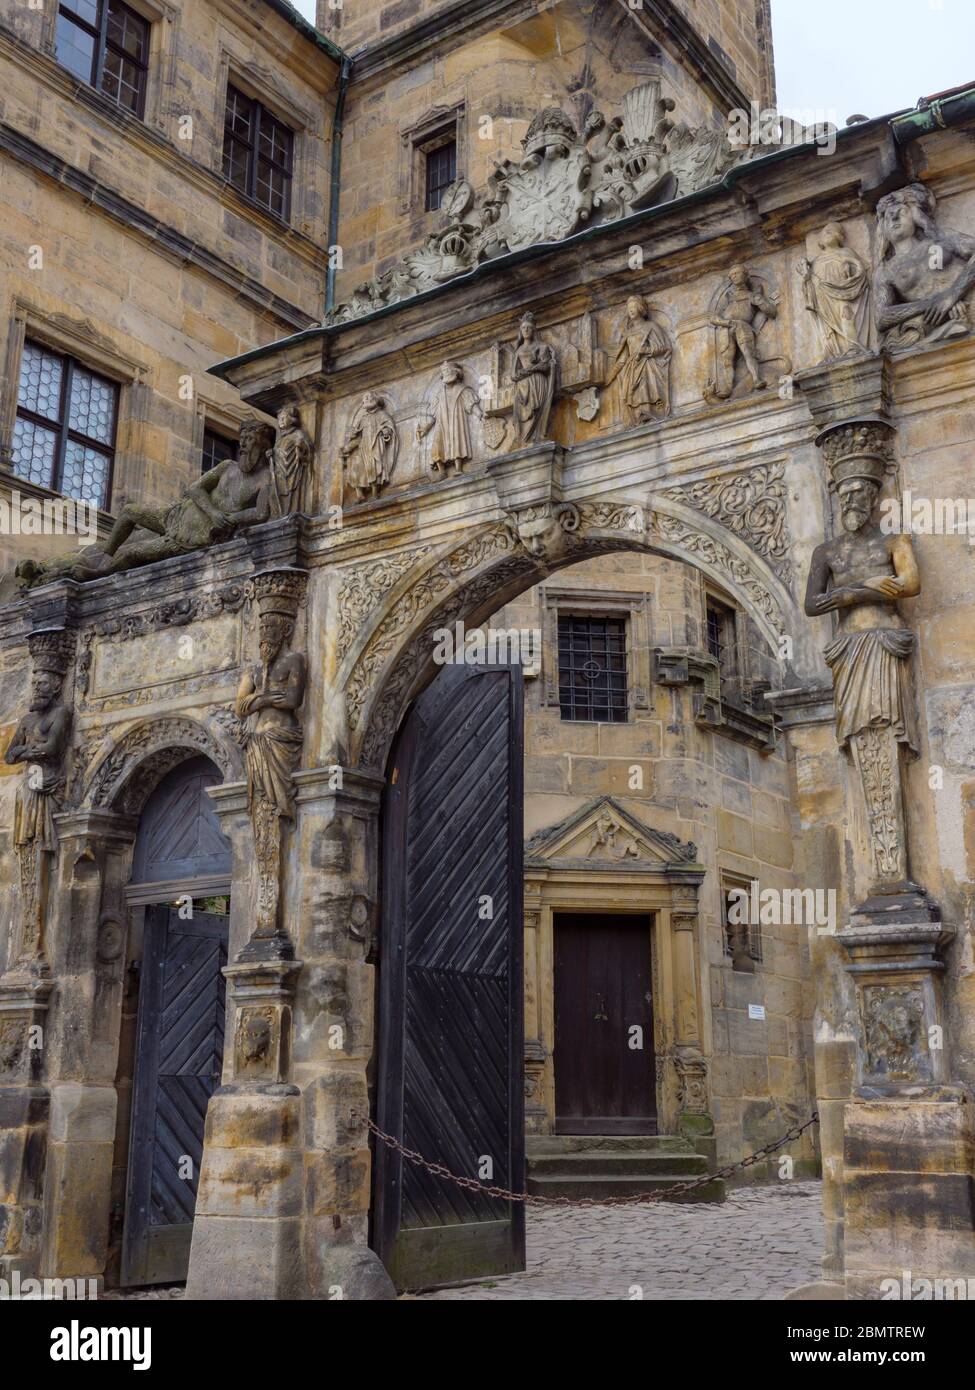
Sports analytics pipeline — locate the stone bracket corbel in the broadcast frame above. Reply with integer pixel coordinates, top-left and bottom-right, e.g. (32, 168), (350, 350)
(653, 646), (777, 751)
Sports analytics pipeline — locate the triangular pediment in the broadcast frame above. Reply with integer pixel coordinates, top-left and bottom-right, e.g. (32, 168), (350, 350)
(524, 796), (699, 869)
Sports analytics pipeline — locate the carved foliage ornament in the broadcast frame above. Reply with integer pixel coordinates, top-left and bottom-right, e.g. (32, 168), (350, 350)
(661, 464), (791, 582)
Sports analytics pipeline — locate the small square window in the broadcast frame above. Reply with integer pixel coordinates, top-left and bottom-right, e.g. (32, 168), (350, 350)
(424, 137), (457, 212)
(201, 426), (238, 474)
(558, 616), (628, 722)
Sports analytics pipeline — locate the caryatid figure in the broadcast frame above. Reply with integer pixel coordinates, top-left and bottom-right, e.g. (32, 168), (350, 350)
(341, 391), (399, 500)
(511, 311), (557, 444)
(415, 361), (482, 474)
(798, 222), (871, 359)
(605, 295), (672, 423)
(235, 570), (307, 950)
(270, 404), (312, 516)
(3, 628), (73, 964)
(804, 430), (920, 890)
(874, 182), (975, 350)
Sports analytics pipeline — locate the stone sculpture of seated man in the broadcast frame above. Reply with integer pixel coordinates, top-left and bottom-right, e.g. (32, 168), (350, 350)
(17, 420), (275, 588)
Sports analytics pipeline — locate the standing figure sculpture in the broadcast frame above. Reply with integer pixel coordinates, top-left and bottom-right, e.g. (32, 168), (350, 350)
(606, 295), (672, 423)
(874, 183), (975, 350)
(235, 570), (307, 955)
(415, 361), (482, 474)
(3, 629), (73, 967)
(804, 431), (919, 890)
(269, 405), (312, 516)
(798, 222), (871, 359)
(341, 392), (399, 500)
(706, 264), (778, 400)
(511, 311), (557, 444)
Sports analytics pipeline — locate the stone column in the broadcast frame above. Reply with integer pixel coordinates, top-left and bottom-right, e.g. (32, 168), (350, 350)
(39, 808), (137, 1282)
(0, 971), (52, 1280)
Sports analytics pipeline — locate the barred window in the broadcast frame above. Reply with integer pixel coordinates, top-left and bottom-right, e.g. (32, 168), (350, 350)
(706, 593), (741, 686)
(202, 426), (238, 475)
(424, 137), (457, 212)
(558, 616), (628, 723)
(11, 340), (117, 507)
(223, 85), (294, 220)
(55, 0), (150, 117)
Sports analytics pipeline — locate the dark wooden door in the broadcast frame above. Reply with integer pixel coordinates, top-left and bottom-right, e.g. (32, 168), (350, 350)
(122, 905), (228, 1286)
(375, 662), (525, 1289)
(553, 913), (656, 1135)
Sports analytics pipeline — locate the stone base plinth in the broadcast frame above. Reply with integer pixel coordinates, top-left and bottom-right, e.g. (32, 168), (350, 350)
(843, 1090), (975, 1299)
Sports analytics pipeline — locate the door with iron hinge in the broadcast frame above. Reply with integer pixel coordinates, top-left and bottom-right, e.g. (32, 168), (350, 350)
(374, 661), (525, 1290)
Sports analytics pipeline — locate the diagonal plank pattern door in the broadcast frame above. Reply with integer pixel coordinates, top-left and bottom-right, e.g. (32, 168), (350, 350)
(122, 906), (228, 1286)
(375, 662), (525, 1289)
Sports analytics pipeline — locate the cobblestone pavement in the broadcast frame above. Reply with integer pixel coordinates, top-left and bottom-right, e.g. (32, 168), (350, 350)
(415, 1181), (824, 1301)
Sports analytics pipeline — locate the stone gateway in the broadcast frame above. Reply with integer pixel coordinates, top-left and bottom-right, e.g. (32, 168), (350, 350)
(0, 0), (974, 1305)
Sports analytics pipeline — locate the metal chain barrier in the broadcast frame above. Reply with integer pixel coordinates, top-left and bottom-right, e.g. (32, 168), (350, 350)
(367, 1110), (819, 1208)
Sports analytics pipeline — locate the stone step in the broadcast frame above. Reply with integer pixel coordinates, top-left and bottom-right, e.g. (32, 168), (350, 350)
(528, 1151), (710, 1178)
(526, 1172), (726, 1203)
(526, 1134), (694, 1155)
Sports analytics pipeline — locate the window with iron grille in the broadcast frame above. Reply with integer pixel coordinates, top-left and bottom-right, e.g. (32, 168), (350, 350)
(55, 0), (150, 117)
(11, 340), (118, 508)
(721, 875), (763, 964)
(424, 137), (457, 212)
(558, 616), (628, 722)
(706, 594), (738, 680)
(201, 426), (238, 474)
(222, 85), (294, 220)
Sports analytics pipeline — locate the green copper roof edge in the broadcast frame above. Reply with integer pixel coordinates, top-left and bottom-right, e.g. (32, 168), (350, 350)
(262, 0), (348, 64)
(211, 91), (975, 382)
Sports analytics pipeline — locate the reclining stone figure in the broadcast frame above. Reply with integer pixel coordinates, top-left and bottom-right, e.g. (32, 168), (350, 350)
(17, 420), (275, 588)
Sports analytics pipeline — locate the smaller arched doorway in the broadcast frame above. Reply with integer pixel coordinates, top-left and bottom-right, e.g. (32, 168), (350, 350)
(119, 755), (232, 1287)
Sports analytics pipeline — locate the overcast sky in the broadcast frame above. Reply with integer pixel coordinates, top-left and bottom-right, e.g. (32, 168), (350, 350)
(292, 0), (975, 121)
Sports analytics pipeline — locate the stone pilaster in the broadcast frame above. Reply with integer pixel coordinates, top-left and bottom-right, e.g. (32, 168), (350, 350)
(289, 764), (395, 1300)
(0, 971), (52, 1279)
(186, 782), (305, 1300)
(39, 808), (137, 1282)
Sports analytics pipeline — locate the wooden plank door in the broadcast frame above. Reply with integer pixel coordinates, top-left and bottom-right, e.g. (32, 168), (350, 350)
(375, 662), (525, 1289)
(553, 913), (657, 1135)
(122, 905), (228, 1286)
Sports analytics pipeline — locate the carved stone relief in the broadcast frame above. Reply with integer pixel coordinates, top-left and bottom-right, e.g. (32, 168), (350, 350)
(798, 222), (871, 360)
(3, 627), (73, 969)
(340, 392), (399, 501)
(804, 419), (919, 890)
(661, 463), (791, 583)
(704, 265), (790, 401)
(270, 405), (312, 517)
(874, 182), (975, 350)
(606, 295), (672, 424)
(234, 567), (308, 959)
(323, 81), (824, 327)
(861, 986), (929, 1083)
(415, 361), (483, 474)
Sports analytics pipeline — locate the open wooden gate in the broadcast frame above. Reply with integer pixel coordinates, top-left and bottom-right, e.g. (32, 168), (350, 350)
(374, 662), (525, 1289)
